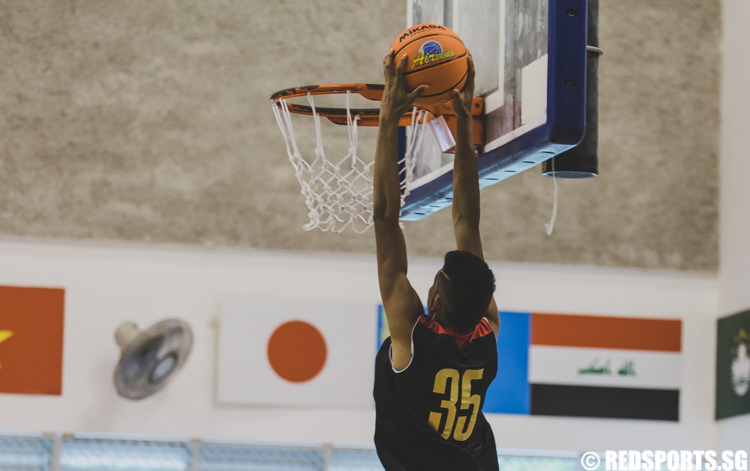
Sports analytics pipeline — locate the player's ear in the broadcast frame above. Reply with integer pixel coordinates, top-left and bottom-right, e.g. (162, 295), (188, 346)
(429, 294), (442, 314)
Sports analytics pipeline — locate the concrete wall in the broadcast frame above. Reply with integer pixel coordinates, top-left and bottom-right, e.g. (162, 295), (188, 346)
(0, 0), (720, 271)
(0, 241), (717, 451)
(716, 0), (750, 451)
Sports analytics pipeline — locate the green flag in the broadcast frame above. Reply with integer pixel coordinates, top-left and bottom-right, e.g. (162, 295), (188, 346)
(716, 309), (750, 420)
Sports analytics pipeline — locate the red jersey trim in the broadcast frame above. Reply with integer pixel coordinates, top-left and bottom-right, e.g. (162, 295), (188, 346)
(418, 315), (494, 350)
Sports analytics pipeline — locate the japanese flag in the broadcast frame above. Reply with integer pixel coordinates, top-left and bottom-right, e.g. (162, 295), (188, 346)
(217, 295), (378, 408)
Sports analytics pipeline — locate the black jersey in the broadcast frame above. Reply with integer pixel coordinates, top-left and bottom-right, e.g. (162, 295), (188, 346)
(374, 315), (499, 471)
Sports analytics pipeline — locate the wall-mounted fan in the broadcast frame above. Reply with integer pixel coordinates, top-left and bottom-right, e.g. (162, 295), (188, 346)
(113, 319), (193, 400)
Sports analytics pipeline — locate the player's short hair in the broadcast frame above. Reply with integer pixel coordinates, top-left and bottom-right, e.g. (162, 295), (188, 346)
(440, 250), (496, 333)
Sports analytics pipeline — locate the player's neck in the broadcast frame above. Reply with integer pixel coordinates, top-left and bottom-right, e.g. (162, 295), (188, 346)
(432, 311), (453, 329)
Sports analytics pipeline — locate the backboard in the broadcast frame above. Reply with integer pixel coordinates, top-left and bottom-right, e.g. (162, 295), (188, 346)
(400, 0), (587, 220)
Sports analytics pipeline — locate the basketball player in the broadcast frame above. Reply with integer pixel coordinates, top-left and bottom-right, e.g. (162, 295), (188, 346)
(373, 50), (500, 471)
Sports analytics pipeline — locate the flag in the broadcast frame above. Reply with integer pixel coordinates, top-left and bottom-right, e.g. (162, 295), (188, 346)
(716, 309), (750, 420)
(217, 295), (378, 408)
(0, 285), (65, 395)
(485, 312), (682, 421)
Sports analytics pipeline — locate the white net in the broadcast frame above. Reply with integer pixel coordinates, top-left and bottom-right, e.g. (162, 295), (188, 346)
(272, 92), (427, 233)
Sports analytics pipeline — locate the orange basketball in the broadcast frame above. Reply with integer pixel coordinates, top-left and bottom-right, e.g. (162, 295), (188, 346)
(389, 23), (469, 107)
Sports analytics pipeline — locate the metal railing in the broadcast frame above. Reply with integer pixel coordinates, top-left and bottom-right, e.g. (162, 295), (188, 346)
(0, 433), (582, 471)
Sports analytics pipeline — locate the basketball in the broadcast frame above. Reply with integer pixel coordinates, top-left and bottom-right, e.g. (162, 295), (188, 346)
(389, 23), (469, 107)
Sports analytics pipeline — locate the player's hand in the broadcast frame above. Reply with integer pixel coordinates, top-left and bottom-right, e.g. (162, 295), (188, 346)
(451, 54), (475, 120)
(380, 50), (429, 123)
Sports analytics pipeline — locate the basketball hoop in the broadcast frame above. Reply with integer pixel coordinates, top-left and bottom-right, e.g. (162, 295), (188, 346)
(270, 83), (483, 233)
(271, 83), (435, 127)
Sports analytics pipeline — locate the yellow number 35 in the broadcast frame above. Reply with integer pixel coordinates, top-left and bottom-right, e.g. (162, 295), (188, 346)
(428, 368), (484, 441)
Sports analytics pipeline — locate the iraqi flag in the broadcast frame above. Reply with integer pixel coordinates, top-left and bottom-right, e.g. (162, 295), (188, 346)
(485, 312), (682, 421)
(217, 295), (378, 408)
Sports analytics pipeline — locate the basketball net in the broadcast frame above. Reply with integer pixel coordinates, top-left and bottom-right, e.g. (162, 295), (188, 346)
(272, 92), (427, 233)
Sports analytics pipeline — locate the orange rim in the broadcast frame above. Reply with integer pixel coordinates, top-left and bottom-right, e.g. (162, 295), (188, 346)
(270, 83), (485, 148)
(270, 83), (434, 126)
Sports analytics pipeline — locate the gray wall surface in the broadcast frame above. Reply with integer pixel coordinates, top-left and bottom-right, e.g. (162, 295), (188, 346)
(0, 0), (720, 271)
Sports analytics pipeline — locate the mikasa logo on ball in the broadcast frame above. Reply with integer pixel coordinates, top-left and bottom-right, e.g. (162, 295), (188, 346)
(398, 24), (446, 42)
(412, 41), (455, 69)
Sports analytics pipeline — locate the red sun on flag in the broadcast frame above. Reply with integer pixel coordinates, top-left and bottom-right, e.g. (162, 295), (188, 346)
(267, 320), (328, 383)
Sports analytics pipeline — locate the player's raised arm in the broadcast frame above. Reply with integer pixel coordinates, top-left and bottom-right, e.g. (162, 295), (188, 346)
(373, 51), (429, 369)
(450, 56), (499, 337)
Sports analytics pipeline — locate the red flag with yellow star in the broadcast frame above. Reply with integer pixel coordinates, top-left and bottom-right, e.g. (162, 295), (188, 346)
(0, 286), (64, 395)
